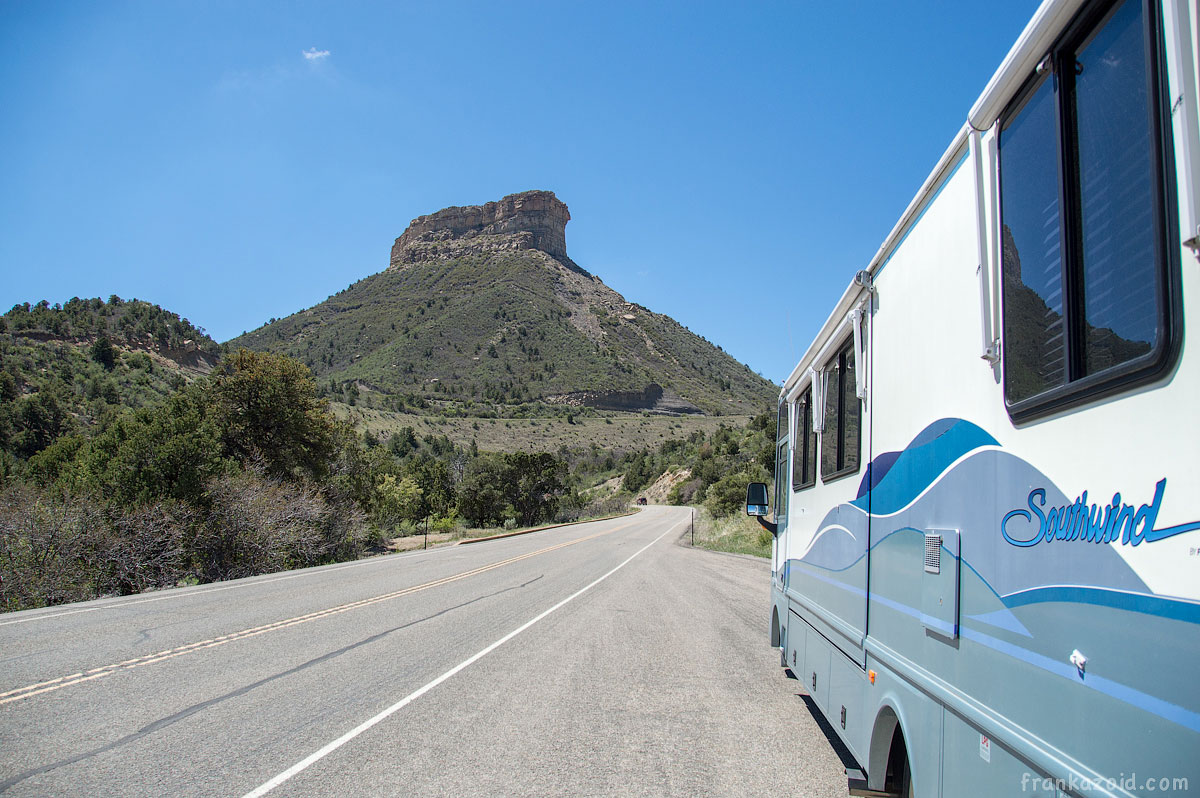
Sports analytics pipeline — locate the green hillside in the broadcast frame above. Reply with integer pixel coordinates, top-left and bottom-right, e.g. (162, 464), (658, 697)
(228, 248), (775, 416)
(0, 297), (222, 468)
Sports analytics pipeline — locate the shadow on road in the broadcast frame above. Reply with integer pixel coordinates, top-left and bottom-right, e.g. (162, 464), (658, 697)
(783, 667), (860, 774)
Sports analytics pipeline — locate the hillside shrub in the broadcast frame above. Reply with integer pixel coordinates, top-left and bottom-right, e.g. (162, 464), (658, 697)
(0, 485), (195, 610)
(192, 471), (362, 582)
(0, 485), (108, 611)
(704, 472), (755, 518)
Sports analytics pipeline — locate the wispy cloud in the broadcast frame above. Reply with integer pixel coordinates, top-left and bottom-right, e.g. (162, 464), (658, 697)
(214, 48), (338, 95)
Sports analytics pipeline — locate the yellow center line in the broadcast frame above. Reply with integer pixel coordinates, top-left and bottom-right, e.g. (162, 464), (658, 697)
(1, 517), (644, 706)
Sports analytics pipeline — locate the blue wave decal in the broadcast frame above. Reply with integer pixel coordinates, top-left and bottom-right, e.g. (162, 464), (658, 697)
(851, 418), (998, 514)
(797, 505), (869, 571)
(784, 432), (1200, 734)
(965, 608), (1033, 637)
(1002, 586), (1200, 625)
(856, 450), (900, 500)
(795, 525), (918, 575)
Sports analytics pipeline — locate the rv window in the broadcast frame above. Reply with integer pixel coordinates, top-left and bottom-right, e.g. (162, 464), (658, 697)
(774, 401), (789, 521)
(775, 441), (789, 520)
(791, 387), (817, 491)
(999, 0), (1176, 417)
(820, 342), (860, 481)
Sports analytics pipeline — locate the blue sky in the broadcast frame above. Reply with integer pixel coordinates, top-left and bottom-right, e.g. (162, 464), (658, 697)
(0, 1), (1041, 385)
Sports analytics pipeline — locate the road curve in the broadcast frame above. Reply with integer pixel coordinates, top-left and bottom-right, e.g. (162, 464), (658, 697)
(0, 506), (849, 797)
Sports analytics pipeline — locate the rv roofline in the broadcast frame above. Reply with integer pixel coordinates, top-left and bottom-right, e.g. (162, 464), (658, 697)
(783, 0), (1090, 401)
(968, 0), (1089, 129)
(781, 278), (863, 398)
(782, 125), (969, 398)
(863, 126), (970, 283)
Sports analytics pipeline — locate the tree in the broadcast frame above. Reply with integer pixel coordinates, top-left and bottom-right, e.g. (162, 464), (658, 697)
(207, 350), (337, 481)
(375, 474), (423, 532)
(622, 451), (661, 493)
(456, 455), (509, 527)
(504, 452), (567, 526)
(90, 336), (116, 370)
(407, 455), (452, 520)
(11, 388), (73, 458)
(52, 387), (226, 505)
(454, 451), (568, 528)
(388, 426), (417, 457)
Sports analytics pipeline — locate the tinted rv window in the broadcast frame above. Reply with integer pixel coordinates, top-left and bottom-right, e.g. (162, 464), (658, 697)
(999, 0), (1175, 417)
(1000, 76), (1065, 400)
(775, 401), (789, 519)
(842, 353), (860, 474)
(791, 387), (816, 491)
(820, 342), (860, 481)
(775, 441), (789, 520)
(1075, 0), (1159, 374)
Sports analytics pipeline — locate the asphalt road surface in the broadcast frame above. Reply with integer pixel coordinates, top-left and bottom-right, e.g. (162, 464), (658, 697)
(0, 506), (850, 797)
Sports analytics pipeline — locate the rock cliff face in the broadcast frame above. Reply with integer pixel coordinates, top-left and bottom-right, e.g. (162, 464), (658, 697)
(390, 190), (585, 273)
(544, 384), (703, 414)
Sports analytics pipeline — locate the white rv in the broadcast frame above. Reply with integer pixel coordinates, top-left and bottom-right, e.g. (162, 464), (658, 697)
(748, 0), (1200, 795)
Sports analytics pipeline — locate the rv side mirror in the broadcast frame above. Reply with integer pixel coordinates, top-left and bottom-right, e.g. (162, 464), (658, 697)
(746, 482), (770, 517)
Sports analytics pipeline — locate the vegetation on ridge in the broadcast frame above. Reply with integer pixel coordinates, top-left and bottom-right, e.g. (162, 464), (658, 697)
(228, 249), (775, 416)
(0, 296), (223, 477)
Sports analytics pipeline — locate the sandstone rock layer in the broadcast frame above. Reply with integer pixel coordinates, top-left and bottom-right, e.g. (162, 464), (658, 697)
(390, 190), (584, 273)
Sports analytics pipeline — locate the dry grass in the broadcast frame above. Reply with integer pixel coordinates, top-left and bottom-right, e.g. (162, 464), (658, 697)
(333, 405), (753, 452)
(687, 507), (773, 558)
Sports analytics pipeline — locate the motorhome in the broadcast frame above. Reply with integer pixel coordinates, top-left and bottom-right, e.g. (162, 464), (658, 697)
(748, 0), (1200, 795)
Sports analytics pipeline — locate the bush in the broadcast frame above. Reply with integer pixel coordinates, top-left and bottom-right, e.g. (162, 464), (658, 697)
(757, 527), (774, 549)
(554, 493), (627, 524)
(94, 501), (194, 596)
(703, 472), (754, 519)
(192, 471), (363, 582)
(0, 485), (107, 611)
(0, 485), (195, 610)
(667, 477), (703, 506)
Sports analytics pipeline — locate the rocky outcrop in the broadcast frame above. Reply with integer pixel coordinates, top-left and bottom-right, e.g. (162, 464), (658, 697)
(390, 190), (586, 274)
(160, 341), (220, 374)
(545, 384), (704, 415)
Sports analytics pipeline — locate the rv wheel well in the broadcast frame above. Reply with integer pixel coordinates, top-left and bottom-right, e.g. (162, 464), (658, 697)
(868, 706), (911, 794)
(885, 725), (911, 796)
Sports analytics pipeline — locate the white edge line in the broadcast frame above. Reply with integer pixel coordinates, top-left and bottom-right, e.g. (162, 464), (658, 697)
(240, 518), (680, 798)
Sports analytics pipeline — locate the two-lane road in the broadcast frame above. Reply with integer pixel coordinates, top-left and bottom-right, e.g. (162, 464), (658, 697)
(0, 506), (848, 797)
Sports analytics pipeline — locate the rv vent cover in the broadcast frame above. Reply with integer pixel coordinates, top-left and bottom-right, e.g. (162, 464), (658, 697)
(924, 533), (942, 574)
